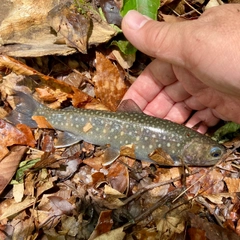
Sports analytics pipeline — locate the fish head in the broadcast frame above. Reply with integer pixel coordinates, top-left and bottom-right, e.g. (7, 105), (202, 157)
(182, 138), (226, 166)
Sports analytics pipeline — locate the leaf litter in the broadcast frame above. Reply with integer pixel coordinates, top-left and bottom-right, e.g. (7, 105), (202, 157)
(0, 0), (240, 239)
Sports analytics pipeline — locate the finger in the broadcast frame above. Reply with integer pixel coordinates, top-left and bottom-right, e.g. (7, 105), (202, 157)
(164, 102), (192, 124)
(184, 96), (206, 111)
(122, 10), (189, 66)
(185, 108), (220, 132)
(123, 59), (178, 110)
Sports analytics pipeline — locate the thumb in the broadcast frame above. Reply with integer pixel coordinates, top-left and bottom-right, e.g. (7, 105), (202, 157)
(122, 10), (189, 66)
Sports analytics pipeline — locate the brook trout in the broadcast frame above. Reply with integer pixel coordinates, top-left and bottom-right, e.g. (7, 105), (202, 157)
(6, 92), (226, 166)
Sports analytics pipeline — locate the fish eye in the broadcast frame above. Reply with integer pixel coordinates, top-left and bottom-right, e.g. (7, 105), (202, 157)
(210, 147), (222, 158)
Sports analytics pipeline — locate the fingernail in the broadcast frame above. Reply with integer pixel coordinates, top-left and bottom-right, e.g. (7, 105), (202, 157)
(124, 10), (149, 30)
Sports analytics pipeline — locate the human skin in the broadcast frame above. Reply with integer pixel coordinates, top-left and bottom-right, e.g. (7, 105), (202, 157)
(121, 4), (240, 133)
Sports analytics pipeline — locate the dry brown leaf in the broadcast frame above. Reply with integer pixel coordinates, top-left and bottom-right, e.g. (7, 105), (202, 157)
(13, 183), (24, 203)
(89, 210), (113, 240)
(16, 124), (36, 147)
(111, 49), (135, 69)
(83, 156), (103, 171)
(0, 146), (27, 195)
(94, 226), (125, 240)
(32, 116), (53, 129)
(48, 3), (90, 54)
(224, 177), (240, 193)
(0, 120), (32, 160)
(188, 212), (240, 240)
(188, 228), (207, 240)
(107, 161), (128, 193)
(93, 52), (127, 111)
(104, 185), (126, 198)
(0, 196), (35, 221)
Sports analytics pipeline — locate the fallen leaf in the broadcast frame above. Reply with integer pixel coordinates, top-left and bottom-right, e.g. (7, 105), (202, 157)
(13, 183), (24, 203)
(89, 210), (113, 239)
(224, 177), (240, 193)
(32, 116), (53, 129)
(188, 212), (240, 240)
(0, 196), (35, 221)
(93, 52), (127, 111)
(48, 2), (90, 54)
(107, 161), (129, 193)
(94, 226), (125, 240)
(0, 146), (28, 195)
(0, 120), (30, 159)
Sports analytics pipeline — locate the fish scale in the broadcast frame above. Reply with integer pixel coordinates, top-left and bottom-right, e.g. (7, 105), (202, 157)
(6, 92), (226, 166)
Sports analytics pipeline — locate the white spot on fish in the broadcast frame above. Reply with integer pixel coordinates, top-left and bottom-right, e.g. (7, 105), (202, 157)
(114, 135), (118, 139)
(144, 137), (148, 141)
(142, 145), (145, 149)
(149, 145), (153, 149)
(167, 142), (171, 147)
(158, 144), (162, 148)
(136, 136), (140, 141)
(120, 131), (124, 136)
(152, 134), (156, 138)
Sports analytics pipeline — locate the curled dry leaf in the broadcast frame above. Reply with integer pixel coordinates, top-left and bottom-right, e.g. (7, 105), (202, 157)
(0, 120), (34, 160)
(107, 160), (129, 194)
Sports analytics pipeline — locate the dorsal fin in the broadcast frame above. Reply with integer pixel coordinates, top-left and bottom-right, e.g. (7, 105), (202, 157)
(117, 99), (143, 113)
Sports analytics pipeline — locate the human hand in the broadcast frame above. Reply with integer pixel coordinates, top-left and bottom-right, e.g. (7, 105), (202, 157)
(122, 4), (240, 133)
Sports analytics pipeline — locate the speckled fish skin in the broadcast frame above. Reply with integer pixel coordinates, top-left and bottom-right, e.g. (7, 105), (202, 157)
(7, 92), (226, 166)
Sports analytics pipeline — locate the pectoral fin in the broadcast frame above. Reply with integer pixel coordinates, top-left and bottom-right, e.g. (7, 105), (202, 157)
(55, 131), (81, 148)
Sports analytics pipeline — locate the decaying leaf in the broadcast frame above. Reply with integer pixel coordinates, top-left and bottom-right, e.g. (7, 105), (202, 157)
(0, 120), (34, 160)
(89, 210), (113, 239)
(48, 2), (91, 54)
(93, 52), (128, 111)
(0, 146), (28, 195)
(188, 212), (240, 240)
(0, 196), (35, 221)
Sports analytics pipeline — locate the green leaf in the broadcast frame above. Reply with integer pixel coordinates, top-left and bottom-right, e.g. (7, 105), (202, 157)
(212, 122), (240, 142)
(120, 0), (160, 20)
(11, 158), (41, 183)
(110, 39), (137, 55)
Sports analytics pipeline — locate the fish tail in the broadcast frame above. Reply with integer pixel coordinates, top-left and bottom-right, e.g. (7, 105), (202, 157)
(5, 91), (40, 128)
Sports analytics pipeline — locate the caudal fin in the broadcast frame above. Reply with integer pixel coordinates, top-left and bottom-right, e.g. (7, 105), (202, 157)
(5, 91), (40, 128)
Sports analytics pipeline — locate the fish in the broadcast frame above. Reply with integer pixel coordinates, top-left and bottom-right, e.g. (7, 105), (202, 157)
(6, 91), (226, 166)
